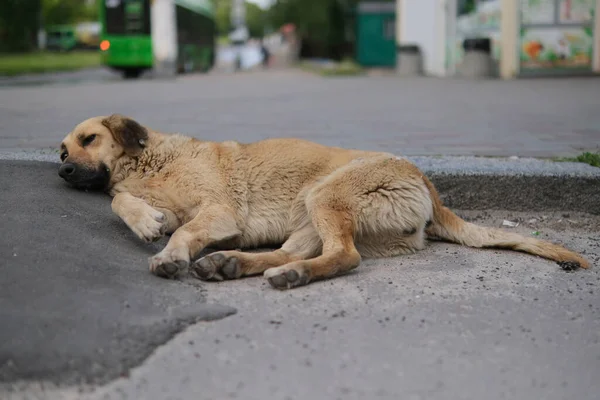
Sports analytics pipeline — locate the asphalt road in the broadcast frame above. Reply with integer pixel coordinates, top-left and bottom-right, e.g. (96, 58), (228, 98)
(5, 210), (597, 400)
(97, 227), (600, 400)
(0, 160), (235, 386)
(0, 69), (599, 156)
(1, 161), (599, 400)
(1, 70), (600, 400)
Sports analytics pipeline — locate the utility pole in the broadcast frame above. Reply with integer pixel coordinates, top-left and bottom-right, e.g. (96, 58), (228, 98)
(230, 0), (248, 72)
(151, 0), (178, 78)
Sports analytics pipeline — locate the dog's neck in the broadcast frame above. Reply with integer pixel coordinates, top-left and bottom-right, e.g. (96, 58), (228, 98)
(108, 130), (189, 191)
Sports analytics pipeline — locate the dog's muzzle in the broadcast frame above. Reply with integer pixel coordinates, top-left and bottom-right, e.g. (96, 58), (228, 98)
(58, 162), (110, 190)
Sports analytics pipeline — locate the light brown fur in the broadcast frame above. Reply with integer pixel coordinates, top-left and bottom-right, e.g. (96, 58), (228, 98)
(58, 114), (590, 290)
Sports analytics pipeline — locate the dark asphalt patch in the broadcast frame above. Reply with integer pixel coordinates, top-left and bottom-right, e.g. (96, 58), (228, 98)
(0, 160), (236, 385)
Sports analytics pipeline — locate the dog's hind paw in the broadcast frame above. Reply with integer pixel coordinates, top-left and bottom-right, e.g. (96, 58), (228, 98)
(264, 264), (310, 290)
(190, 252), (242, 281)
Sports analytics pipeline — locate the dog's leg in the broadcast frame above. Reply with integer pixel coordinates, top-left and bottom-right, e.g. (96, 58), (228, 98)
(112, 192), (168, 243)
(190, 222), (322, 281)
(264, 202), (360, 290)
(263, 155), (432, 290)
(149, 206), (242, 278)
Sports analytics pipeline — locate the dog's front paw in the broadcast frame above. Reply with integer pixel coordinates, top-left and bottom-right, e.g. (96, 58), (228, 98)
(126, 207), (166, 243)
(149, 247), (189, 279)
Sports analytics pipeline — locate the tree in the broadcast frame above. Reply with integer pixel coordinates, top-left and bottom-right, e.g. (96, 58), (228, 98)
(42, 0), (93, 26)
(82, 0), (100, 22)
(266, 0), (361, 59)
(215, 0), (232, 35)
(215, 0), (267, 39)
(246, 2), (266, 38)
(0, 0), (97, 52)
(0, 0), (42, 52)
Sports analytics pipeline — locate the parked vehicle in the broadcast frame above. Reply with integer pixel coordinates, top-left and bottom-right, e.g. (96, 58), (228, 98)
(45, 25), (77, 52)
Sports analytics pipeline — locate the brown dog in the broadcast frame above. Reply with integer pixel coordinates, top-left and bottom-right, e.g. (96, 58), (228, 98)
(58, 114), (590, 289)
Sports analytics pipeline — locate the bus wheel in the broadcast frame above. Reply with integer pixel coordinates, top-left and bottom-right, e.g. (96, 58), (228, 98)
(123, 69), (142, 79)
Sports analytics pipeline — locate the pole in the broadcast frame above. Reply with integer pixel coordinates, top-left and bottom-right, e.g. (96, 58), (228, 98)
(594, 0), (600, 73)
(230, 0), (248, 72)
(500, 0), (518, 79)
(151, 0), (178, 78)
(37, 6), (46, 50)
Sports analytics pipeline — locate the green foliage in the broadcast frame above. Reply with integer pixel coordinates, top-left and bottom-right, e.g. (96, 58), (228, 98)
(267, 0), (363, 58)
(215, 0), (266, 38)
(215, 0), (231, 35)
(268, 0), (332, 38)
(0, 0), (98, 52)
(569, 152), (600, 168)
(81, 0), (100, 21)
(556, 152), (600, 168)
(43, 0), (98, 26)
(0, 0), (41, 53)
(246, 2), (266, 38)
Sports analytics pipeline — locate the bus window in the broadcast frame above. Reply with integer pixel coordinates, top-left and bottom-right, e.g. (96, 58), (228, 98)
(104, 0), (150, 35)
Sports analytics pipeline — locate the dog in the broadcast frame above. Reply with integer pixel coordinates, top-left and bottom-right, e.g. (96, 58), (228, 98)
(58, 114), (590, 289)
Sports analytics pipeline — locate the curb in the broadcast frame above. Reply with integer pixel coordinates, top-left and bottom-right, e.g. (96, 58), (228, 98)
(427, 173), (599, 215)
(407, 156), (600, 215)
(1, 152), (599, 215)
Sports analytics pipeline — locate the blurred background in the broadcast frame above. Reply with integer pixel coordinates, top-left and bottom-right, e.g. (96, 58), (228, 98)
(0, 0), (598, 79)
(0, 0), (357, 79)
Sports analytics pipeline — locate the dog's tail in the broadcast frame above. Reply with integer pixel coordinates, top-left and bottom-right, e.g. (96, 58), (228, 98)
(421, 175), (590, 269)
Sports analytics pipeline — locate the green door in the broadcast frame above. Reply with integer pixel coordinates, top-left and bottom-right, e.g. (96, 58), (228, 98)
(356, 3), (396, 67)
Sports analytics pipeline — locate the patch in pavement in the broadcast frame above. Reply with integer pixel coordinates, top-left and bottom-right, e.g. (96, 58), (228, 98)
(0, 160), (236, 385)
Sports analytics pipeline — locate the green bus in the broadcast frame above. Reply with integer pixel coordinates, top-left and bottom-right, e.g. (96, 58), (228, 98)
(99, 0), (216, 79)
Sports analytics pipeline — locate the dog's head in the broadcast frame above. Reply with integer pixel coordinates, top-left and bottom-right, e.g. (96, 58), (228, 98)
(58, 114), (148, 190)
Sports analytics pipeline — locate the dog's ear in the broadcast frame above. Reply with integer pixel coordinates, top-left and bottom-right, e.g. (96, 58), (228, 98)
(102, 114), (149, 156)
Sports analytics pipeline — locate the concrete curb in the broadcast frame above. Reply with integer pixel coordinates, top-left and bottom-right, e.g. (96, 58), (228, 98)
(427, 173), (599, 215)
(407, 156), (600, 215)
(2, 150), (599, 215)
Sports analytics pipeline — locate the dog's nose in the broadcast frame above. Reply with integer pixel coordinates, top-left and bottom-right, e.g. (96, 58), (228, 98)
(58, 163), (76, 179)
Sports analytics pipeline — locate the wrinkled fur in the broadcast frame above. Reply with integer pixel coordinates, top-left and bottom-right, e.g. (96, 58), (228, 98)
(59, 115), (590, 290)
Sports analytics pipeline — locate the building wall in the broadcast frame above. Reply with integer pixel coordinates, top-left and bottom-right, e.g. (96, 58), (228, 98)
(398, 0), (600, 79)
(399, 0), (441, 75)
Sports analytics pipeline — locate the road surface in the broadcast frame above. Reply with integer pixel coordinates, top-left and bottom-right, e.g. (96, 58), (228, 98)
(0, 70), (599, 156)
(1, 69), (599, 400)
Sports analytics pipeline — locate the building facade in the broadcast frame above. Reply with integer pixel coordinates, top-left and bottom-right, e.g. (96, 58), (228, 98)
(395, 0), (600, 78)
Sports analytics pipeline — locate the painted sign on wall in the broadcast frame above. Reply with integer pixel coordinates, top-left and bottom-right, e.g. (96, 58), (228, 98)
(519, 0), (596, 72)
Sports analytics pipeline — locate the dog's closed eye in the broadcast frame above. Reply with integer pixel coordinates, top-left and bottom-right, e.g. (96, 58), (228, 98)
(82, 134), (97, 147)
